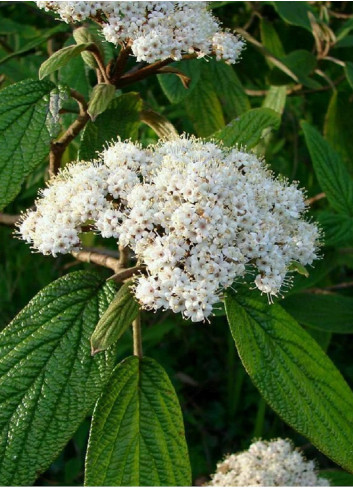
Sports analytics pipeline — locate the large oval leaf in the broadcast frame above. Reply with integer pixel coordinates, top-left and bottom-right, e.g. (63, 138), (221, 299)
(302, 121), (353, 216)
(225, 288), (353, 472)
(0, 79), (55, 210)
(85, 356), (191, 486)
(0, 271), (117, 485)
(213, 107), (280, 148)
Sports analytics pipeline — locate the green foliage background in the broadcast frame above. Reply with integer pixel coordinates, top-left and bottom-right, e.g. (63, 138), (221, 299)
(1, 1), (353, 485)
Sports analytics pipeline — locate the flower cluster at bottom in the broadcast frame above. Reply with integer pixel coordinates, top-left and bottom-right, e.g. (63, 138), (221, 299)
(209, 439), (330, 486)
(18, 136), (320, 322)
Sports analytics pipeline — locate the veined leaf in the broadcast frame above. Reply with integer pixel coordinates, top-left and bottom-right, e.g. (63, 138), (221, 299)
(185, 65), (225, 137)
(209, 60), (250, 118)
(91, 281), (139, 354)
(282, 292), (353, 333)
(85, 356), (191, 486)
(225, 288), (353, 472)
(157, 59), (202, 104)
(318, 211), (353, 246)
(87, 83), (116, 121)
(213, 108), (280, 149)
(274, 2), (312, 32)
(302, 121), (353, 216)
(0, 271), (118, 485)
(324, 91), (353, 171)
(260, 18), (285, 64)
(263, 85), (287, 115)
(79, 92), (142, 160)
(269, 50), (318, 87)
(73, 26), (104, 70)
(39, 42), (96, 80)
(0, 79), (55, 210)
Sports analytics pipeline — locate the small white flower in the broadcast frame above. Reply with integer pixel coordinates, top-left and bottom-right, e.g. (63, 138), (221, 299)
(36, 1), (245, 64)
(209, 439), (330, 487)
(18, 136), (320, 322)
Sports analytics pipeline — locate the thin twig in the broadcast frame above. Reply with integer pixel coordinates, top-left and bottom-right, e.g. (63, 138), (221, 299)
(108, 265), (146, 283)
(132, 313), (143, 358)
(71, 250), (121, 273)
(305, 192), (326, 206)
(118, 244), (130, 267)
(110, 43), (132, 83)
(0, 213), (20, 226)
(116, 53), (197, 88)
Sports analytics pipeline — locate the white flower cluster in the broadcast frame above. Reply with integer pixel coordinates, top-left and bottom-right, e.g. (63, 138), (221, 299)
(36, 1), (244, 64)
(18, 137), (320, 322)
(209, 439), (330, 486)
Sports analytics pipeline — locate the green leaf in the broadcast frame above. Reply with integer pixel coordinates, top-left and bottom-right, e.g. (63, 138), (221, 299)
(269, 50), (318, 87)
(185, 65), (225, 137)
(91, 281), (139, 354)
(260, 19), (285, 63)
(58, 37), (91, 100)
(73, 26), (104, 70)
(302, 121), (353, 216)
(208, 60), (250, 118)
(0, 271), (118, 485)
(345, 61), (353, 89)
(157, 59), (202, 104)
(336, 35), (353, 48)
(282, 292), (353, 334)
(225, 288), (353, 472)
(318, 211), (353, 246)
(336, 17), (353, 41)
(324, 91), (353, 171)
(39, 42), (95, 80)
(87, 83), (116, 121)
(213, 108), (280, 149)
(0, 79), (56, 210)
(85, 356), (191, 486)
(263, 85), (287, 115)
(321, 470), (353, 486)
(79, 92), (142, 160)
(0, 24), (67, 66)
(273, 2), (312, 32)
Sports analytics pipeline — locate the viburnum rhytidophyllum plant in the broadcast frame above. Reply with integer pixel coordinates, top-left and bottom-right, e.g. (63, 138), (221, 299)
(1, 1), (353, 487)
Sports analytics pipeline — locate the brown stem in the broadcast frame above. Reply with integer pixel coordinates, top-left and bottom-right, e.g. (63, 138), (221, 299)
(91, 49), (110, 84)
(110, 43), (133, 84)
(115, 53), (197, 88)
(132, 313), (143, 358)
(108, 265), (146, 283)
(71, 250), (121, 273)
(118, 244), (130, 267)
(0, 213), (21, 226)
(305, 192), (326, 206)
(49, 89), (89, 177)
